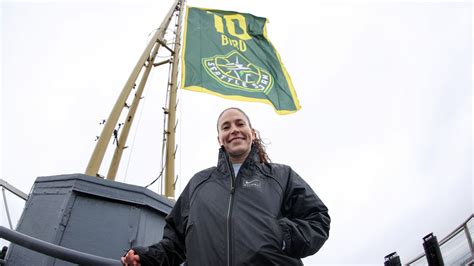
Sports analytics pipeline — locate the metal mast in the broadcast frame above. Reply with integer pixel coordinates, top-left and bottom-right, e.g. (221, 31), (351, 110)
(164, 0), (184, 198)
(85, 0), (184, 199)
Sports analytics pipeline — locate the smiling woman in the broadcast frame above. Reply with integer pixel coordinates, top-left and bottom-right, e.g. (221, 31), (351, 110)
(121, 107), (331, 266)
(217, 107), (271, 165)
(2, 0), (471, 264)
(217, 107), (257, 163)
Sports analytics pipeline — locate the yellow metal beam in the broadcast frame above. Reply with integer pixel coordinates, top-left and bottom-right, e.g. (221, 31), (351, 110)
(106, 42), (162, 181)
(164, 0), (185, 198)
(85, 0), (181, 178)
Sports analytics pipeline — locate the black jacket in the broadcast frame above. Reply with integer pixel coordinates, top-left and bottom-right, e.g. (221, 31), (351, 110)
(133, 145), (330, 265)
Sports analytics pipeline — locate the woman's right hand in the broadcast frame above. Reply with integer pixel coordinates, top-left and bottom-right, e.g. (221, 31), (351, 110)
(121, 249), (141, 266)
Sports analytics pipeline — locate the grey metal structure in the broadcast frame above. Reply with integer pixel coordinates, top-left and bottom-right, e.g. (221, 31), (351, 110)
(0, 179), (28, 201)
(4, 174), (173, 265)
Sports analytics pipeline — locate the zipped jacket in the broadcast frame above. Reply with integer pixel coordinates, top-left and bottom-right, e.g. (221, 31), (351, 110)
(133, 145), (330, 265)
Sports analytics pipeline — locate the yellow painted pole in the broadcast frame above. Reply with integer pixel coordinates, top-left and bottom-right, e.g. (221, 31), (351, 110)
(85, 0), (181, 178)
(106, 43), (161, 181)
(164, 0), (185, 198)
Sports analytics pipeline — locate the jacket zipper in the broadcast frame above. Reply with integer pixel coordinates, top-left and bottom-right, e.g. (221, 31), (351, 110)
(222, 147), (236, 266)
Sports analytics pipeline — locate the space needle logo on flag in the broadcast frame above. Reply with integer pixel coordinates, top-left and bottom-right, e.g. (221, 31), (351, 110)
(181, 6), (301, 114)
(202, 50), (274, 94)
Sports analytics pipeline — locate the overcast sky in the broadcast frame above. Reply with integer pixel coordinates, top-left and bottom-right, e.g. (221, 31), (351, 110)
(1, 0), (472, 264)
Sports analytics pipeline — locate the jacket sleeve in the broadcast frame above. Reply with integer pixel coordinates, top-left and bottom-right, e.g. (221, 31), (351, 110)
(278, 167), (330, 258)
(132, 186), (190, 266)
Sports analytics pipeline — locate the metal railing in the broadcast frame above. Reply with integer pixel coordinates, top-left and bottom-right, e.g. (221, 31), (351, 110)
(0, 226), (122, 265)
(407, 214), (474, 265)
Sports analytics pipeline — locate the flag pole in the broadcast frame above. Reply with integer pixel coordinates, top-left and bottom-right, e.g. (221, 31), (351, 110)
(164, 0), (185, 198)
(85, 0), (181, 179)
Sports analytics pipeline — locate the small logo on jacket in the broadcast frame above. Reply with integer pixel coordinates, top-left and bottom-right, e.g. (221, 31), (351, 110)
(243, 179), (261, 189)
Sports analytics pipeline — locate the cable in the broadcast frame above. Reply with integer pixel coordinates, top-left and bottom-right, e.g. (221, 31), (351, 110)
(158, 49), (175, 195)
(143, 6), (182, 192)
(145, 167), (164, 188)
(122, 91), (148, 183)
(177, 80), (183, 195)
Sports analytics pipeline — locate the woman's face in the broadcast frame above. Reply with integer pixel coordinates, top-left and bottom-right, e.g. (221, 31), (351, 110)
(217, 109), (256, 163)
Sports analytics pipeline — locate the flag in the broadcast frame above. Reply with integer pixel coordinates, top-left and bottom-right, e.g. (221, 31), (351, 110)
(181, 6), (301, 114)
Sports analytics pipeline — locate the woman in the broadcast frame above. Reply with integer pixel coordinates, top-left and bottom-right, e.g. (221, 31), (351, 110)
(122, 107), (330, 266)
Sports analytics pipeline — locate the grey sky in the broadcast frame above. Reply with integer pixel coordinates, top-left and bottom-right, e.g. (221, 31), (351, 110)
(1, 0), (472, 264)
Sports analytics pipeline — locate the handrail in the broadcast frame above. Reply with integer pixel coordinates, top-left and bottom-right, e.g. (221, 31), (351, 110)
(439, 214), (474, 246)
(0, 226), (122, 265)
(406, 214), (474, 265)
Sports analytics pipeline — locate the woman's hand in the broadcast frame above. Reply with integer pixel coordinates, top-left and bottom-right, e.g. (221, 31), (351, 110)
(121, 249), (141, 266)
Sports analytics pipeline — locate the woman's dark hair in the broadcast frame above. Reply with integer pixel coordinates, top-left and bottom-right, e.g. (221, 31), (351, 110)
(217, 107), (270, 163)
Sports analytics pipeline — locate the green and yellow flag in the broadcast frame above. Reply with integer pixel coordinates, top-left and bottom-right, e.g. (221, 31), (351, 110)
(181, 7), (301, 114)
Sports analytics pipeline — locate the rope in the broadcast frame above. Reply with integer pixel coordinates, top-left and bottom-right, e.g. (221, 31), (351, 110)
(145, 167), (164, 188)
(142, 7), (182, 192)
(124, 23), (173, 185)
(145, 38), (174, 193)
(122, 85), (148, 183)
(177, 80), (183, 195)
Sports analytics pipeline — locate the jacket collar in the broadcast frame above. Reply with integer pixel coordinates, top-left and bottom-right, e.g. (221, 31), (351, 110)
(217, 143), (259, 174)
